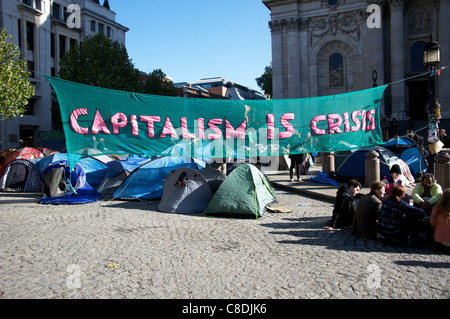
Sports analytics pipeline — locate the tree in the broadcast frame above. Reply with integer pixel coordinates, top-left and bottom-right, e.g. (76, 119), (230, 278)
(58, 32), (141, 92)
(0, 28), (35, 121)
(144, 69), (177, 96)
(256, 63), (272, 99)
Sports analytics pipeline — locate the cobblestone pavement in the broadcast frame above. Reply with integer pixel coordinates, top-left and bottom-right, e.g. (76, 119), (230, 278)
(0, 189), (448, 299)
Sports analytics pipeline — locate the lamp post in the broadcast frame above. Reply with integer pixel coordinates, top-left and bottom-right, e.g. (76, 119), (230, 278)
(372, 68), (378, 87)
(423, 33), (440, 143)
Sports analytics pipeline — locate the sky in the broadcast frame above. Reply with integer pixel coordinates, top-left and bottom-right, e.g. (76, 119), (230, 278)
(109, 0), (272, 92)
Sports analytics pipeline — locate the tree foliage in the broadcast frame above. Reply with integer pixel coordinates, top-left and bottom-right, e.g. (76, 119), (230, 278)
(58, 32), (141, 92)
(144, 69), (177, 96)
(256, 63), (272, 99)
(0, 28), (35, 121)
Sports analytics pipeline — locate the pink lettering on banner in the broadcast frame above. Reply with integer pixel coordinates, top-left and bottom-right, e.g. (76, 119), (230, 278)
(351, 111), (361, 132)
(207, 119), (223, 140)
(328, 114), (343, 134)
(279, 113), (295, 139)
(197, 118), (205, 140)
(160, 116), (178, 139)
(130, 115), (139, 136)
(343, 112), (350, 133)
(225, 119), (246, 139)
(111, 113), (128, 134)
(140, 115), (160, 138)
(267, 114), (275, 140)
(70, 108), (89, 135)
(311, 115), (326, 135)
(181, 117), (196, 139)
(361, 110), (367, 131)
(366, 109), (376, 130)
(92, 109), (111, 135)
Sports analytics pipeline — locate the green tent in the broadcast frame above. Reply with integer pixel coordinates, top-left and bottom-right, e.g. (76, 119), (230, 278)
(204, 164), (276, 219)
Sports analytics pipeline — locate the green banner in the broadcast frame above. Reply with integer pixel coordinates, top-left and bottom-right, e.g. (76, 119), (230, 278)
(45, 75), (387, 166)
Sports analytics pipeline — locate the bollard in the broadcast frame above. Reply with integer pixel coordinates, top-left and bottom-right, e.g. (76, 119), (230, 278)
(434, 152), (450, 190)
(322, 152), (335, 176)
(365, 150), (380, 187)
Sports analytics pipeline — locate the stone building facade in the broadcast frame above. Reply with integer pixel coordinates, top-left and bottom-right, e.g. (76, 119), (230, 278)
(263, 0), (450, 122)
(0, 0), (128, 149)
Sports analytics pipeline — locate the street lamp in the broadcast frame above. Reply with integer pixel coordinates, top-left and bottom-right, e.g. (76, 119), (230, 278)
(423, 33), (440, 143)
(372, 68), (378, 87)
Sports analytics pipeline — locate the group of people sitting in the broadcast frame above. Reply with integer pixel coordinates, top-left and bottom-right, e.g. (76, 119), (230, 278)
(325, 164), (449, 252)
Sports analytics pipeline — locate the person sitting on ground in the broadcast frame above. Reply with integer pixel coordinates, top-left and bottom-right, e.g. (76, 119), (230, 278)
(325, 179), (361, 230)
(382, 164), (403, 196)
(377, 184), (426, 245)
(412, 173), (443, 216)
(352, 181), (386, 239)
(429, 188), (450, 253)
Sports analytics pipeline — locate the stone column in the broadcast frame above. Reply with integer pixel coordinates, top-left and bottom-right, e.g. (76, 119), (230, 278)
(389, 0), (406, 117)
(365, 150), (380, 187)
(434, 152), (450, 190)
(286, 18), (300, 98)
(299, 18), (310, 97)
(438, 0), (450, 118)
(269, 20), (285, 99)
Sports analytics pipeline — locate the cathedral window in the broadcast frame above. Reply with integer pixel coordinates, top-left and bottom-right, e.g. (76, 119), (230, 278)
(329, 53), (344, 87)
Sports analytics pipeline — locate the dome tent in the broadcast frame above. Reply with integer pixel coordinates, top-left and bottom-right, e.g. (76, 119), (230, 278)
(157, 167), (214, 214)
(204, 163), (276, 219)
(0, 158), (42, 192)
(112, 156), (205, 201)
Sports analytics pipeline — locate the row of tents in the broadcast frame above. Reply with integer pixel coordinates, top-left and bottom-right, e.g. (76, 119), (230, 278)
(0, 147), (276, 219)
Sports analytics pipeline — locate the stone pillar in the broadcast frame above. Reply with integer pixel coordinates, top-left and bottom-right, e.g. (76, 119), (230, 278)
(365, 150), (380, 187)
(322, 152), (335, 176)
(434, 152), (450, 190)
(286, 18), (300, 98)
(269, 20), (285, 99)
(299, 18), (309, 98)
(438, 0), (450, 118)
(389, 0), (406, 117)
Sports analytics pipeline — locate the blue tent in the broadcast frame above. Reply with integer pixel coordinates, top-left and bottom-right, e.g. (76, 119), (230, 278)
(76, 156), (110, 191)
(97, 156), (150, 194)
(112, 156), (206, 200)
(383, 137), (427, 177)
(399, 147), (427, 177)
(34, 153), (103, 204)
(335, 146), (398, 182)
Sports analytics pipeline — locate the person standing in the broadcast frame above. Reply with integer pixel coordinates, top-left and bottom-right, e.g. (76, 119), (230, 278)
(325, 179), (361, 230)
(440, 129), (450, 148)
(352, 181), (386, 239)
(380, 115), (389, 141)
(288, 153), (307, 182)
(389, 117), (398, 138)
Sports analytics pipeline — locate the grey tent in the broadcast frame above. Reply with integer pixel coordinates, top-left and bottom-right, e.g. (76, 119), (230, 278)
(157, 167), (213, 214)
(198, 168), (226, 193)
